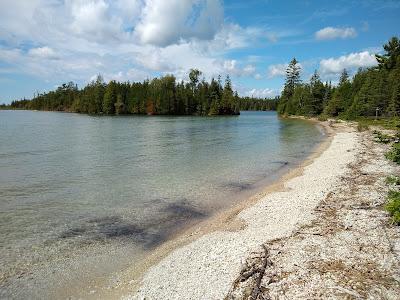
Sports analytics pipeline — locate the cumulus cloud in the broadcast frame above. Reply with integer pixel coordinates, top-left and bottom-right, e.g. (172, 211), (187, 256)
(320, 51), (378, 74)
(315, 26), (357, 40)
(0, 0), (269, 101)
(222, 60), (257, 77)
(267, 64), (287, 78)
(69, 0), (123, 42)
(135, 0), (223, 46)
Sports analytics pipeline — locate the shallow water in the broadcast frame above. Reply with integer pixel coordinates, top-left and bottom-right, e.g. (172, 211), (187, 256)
(0, 110), (324, 298)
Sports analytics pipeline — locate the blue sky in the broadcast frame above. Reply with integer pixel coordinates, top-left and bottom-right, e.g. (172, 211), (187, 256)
(0, 0), (399, 103)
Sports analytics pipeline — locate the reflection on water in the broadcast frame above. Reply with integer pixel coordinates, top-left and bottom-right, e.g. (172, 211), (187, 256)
(0, 110), (324, 298)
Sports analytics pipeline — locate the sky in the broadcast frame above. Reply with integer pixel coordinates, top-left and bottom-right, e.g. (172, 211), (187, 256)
(0, 0), (399, 103)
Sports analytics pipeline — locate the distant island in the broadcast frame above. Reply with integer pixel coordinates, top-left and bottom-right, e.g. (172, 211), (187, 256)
(3, 37), (398, 120)
(1, 69), (277, 116)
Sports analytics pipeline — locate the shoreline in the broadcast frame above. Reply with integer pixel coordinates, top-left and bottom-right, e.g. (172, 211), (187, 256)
(123, 119), (400, 299)
(100, 120), (335, 299)
(1, 111), (324, 300)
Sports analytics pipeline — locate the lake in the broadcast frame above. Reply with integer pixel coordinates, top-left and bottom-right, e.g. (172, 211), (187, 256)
(0, 110), (324, 298)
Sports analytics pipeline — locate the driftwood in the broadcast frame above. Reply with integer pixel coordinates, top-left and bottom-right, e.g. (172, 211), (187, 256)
(225, 244), (272, 300)
(250, 245), (272, 300)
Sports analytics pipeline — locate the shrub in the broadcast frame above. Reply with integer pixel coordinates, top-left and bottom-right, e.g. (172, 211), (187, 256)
(385, 190), (400, 225)
(385, 143), (400, 164)
(317, 114), (328, 121)
(386, 175), (400, 185)
(357, 123), (369, 132)
(373, 130), (393, 143)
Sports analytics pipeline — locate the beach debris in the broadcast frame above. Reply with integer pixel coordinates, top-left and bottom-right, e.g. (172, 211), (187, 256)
(225, 244), (272, 300)
(225, 129), (400, 299)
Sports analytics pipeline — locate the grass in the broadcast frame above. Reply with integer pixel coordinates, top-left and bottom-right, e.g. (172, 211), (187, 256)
(385, 143), (400, 164)
(356, 117), (400, 130)
(385, 190), (400, 225)
(357, 123), (369, 132)
(386, 175), (400, 185)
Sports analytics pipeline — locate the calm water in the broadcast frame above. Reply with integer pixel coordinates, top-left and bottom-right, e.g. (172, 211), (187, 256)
(0, 110), (324, 298)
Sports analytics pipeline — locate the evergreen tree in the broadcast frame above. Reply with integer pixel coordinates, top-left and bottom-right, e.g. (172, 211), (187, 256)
(103, 81), (117, 114)
(308, 70), (324, 115)
(389, 81), (400, 116)
(189, 69), (201, 93)
(376, 37), (400, 70)
(284, 58), (301, 97)
(114, 94), (125, 115)
(221, 75), (234, 113)
(339, 69), (349, 85)
(277, 58), (302, 115)
(325, 69), (351, 116)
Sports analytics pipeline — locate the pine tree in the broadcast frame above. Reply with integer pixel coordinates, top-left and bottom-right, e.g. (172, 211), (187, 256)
(284, 58), (301, 97)
(389, 81), (400, 116)
(309, 70), (324, 115)
(114, 94), (125, 115)
(339, 69), (349, 85)
(277, 58), (301, 115)
(103, 81), (117, 114)
(376, 37), (400, 70)
(221, 75), (234, 113)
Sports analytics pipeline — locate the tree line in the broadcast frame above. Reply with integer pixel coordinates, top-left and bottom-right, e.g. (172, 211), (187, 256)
(239, 97), (278, 111)
(278, 37), (400, 119)
(4, 69), (277, 116)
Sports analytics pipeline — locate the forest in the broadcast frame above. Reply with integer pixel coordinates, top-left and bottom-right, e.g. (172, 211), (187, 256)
(5, 37), (398, 119)
(277, 37), (400, 119)
(4, 69), (277, 116)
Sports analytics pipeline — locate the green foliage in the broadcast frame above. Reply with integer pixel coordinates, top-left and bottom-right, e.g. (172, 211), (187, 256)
(373, 130), (393, 143)
(376, 37), (400, 70)
(388, 74), (400, 116)
(385, 190), (400, 225)
(385, 142), (400, 164)
(386, 175), (400, 186)
(357, 123), (369, 132)
(238, 97), (278, 111)
(355, 117), (400, 130)
(284, 58), (301, 97)
(9, 70), (275, 116)
(103, 81), (117, 114)
(277, 37), (400, 120)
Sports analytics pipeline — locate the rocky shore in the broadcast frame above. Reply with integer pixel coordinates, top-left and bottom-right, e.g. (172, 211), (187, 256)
(122, 122), (399, 299)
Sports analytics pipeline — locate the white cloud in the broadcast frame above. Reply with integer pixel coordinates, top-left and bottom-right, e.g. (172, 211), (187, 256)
(267, 64), (287, 78)
(204, 23), (270, 52)
(247, 88), (277, 98)
(222, 60), (257, 77)
(315, 26), (357, 40)
(90, 68), (152, 83)
(243, 65), (256, 75)
(0, 0), (272, 101)
(134, 0), (223, 46)
(28, 47), (58, 59)
(320, 51), (378, 74)
(116, 0), (143, 21)
(69, 0), (123, 42)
